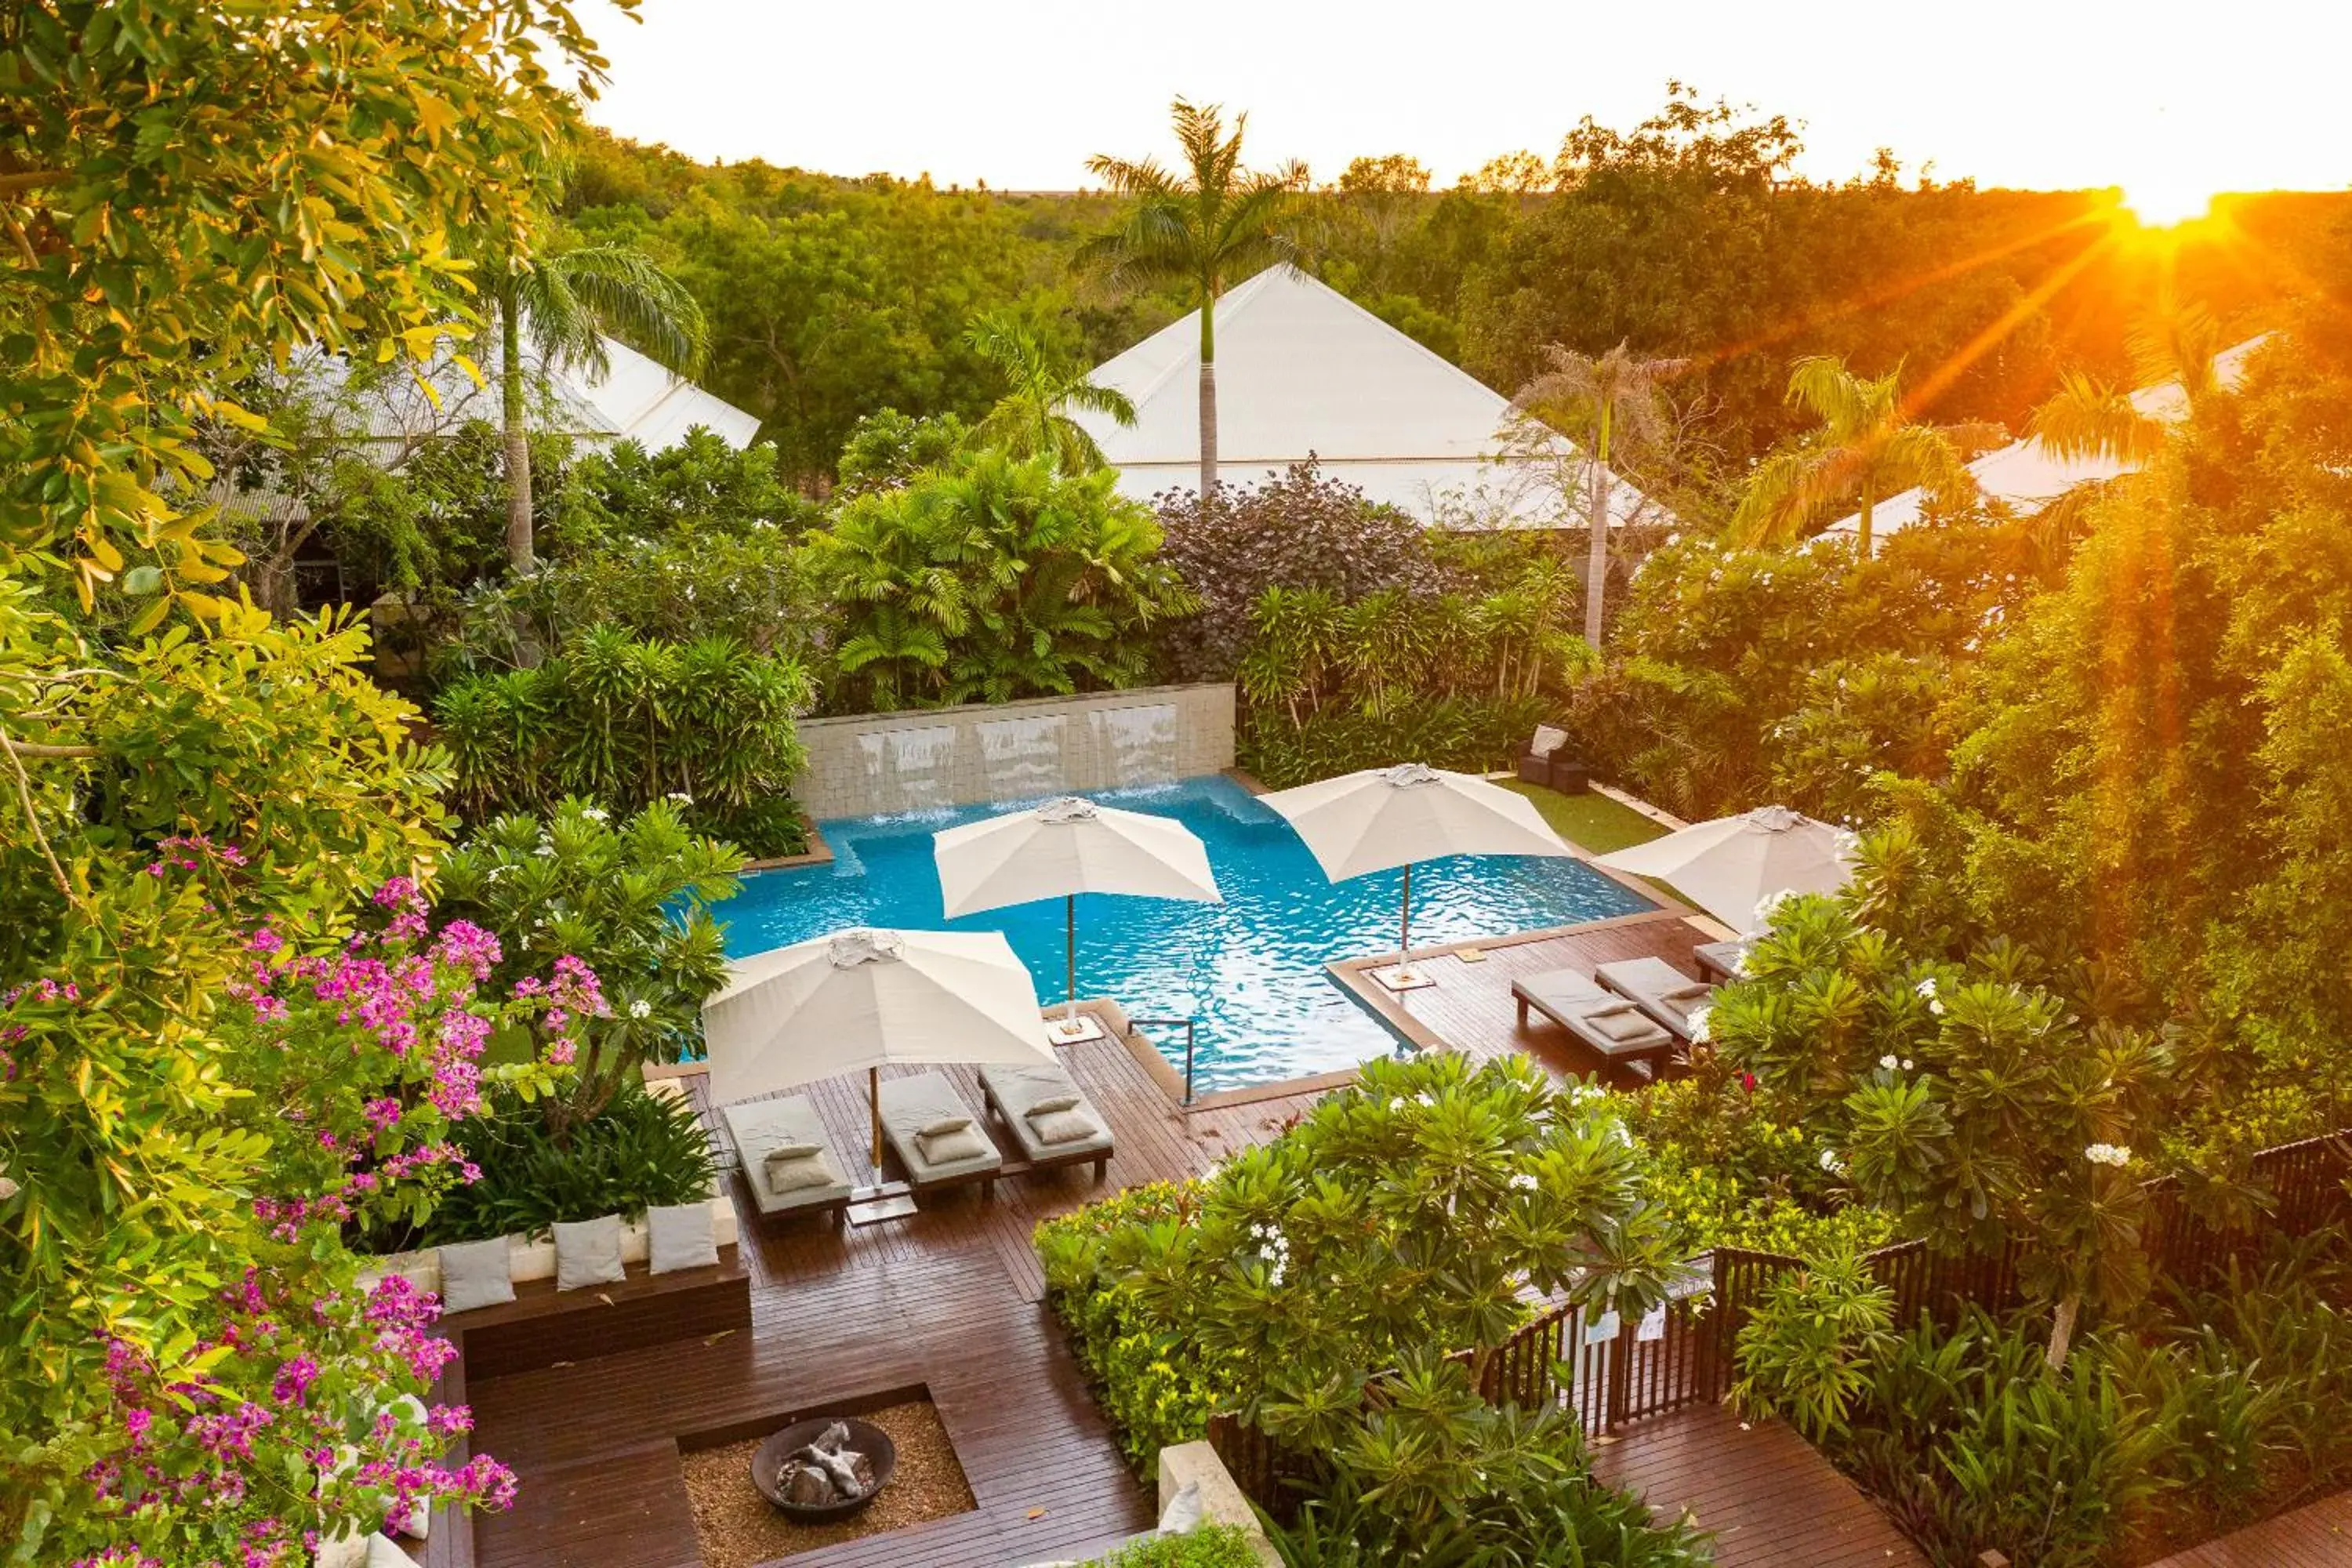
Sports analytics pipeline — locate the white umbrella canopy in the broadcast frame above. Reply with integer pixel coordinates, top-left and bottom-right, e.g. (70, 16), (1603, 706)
(702, 927), (1054, 1164)
(1258, 763), (1573, 988)
(933, 796), (1221, 1041)
(1594, 805), (1857, 934)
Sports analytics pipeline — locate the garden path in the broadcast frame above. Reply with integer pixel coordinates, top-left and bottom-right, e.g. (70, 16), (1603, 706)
(2141, 1486), (2352, 1566)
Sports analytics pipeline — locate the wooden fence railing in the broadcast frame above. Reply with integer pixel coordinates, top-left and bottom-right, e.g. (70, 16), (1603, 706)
(1207, 1129), (2352, 1515)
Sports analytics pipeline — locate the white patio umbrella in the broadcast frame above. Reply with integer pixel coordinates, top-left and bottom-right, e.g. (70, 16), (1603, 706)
(701, 927), (1054, 1167)
(1259, 763), (1573, 990)
(933, 796), (1221, 1044)
(1594, 805), (1857, 933)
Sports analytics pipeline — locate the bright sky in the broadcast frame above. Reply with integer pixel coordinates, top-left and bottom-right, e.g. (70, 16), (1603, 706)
(579, 0), (2350, 216)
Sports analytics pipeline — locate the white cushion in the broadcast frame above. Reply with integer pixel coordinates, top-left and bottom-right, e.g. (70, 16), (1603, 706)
(767, 1149), (844, 1195)
(916, 1125), (991, 1164)
(1531, 724), (1570, 758)
(551, 1214), (626, 1291)
(1158, 1478), (1206, 1534)
(916, 1114), (972, 1138)
(1027, 1109), (1101, 1146)
(435, 1236), (516, 1316)
(647, 1202), (719, 1273)
(1026, 1093), (1082, 1116)
(364, 1534), (420, 1568)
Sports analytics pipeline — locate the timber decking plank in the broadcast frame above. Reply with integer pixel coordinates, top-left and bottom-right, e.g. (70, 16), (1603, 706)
(2140, 1486), (2352, 1566)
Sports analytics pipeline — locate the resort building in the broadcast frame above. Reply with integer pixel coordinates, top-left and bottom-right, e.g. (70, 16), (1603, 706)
(1073, 265), (1668, 530)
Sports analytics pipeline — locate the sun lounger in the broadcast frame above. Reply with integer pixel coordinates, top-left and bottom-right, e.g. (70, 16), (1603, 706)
(1595, 957), (1716, 1043)
(1692, 940), (1750, 985)
(1511, 968), (1677, 1076)
(981, 1062), (1113, 1181)
(878, 1071), (1004, 1199)
(720, 1095), (855, 1226)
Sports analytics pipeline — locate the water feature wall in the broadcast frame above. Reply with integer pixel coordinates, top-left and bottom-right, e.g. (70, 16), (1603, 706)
(793, 684), (1235, 818)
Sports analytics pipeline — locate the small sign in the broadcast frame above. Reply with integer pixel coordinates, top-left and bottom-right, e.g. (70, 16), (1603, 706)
(1588, 1310), (1621, 1341)
(1637, 1305), (1668, 1342)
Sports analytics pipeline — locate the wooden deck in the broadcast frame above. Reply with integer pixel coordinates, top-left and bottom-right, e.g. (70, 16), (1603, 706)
(462, 1008), (1321, 1568)
(2143, 1486), (2352, 1566)
(1594, 1404), (1927, 1568)
(1331, 908), (1725, 1087)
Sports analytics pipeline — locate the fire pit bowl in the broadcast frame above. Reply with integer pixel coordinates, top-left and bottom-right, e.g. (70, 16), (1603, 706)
(750, 1417), (898, 1521)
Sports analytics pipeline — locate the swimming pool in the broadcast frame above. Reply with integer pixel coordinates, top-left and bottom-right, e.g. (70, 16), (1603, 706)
(713, 775), (1654, 1091)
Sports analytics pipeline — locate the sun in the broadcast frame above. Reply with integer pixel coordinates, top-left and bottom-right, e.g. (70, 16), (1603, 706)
(2121, 176), (2220, 230)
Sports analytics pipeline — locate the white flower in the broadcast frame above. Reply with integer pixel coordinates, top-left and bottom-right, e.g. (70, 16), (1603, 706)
(667, 791), (693, 804)
(580, 806), (609, 822)
(627, 999), (652, 1020)
(1818, 1148), (1845, 1174)
(1901, 1058), (1915, 1070)
(1914, 977), (1938, 999)
(2085, 1143), (2132, 1168)
(1752, 888), (1795, 924)
(1685, 1006), (1712, 1044)
(1388, 1098), (1406, 1112)
(1509, 1172), (1540, 1192)
(532, 844), (554, 858)
(1415, 1091), (1435, 1107)
(1878, 1054), (1900, 1070)
(1929, 999), (1945, 1016)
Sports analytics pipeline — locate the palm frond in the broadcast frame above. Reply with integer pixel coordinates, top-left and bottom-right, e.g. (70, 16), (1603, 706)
(2027, 372), (2165, 463)
(533, 245), (708, 378)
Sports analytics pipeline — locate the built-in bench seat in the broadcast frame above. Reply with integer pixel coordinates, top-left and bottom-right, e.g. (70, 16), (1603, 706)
(443, 1245), (750, 1381)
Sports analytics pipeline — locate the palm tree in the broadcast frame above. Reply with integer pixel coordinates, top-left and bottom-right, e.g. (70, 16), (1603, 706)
(1509, 343), (1689, 647)
(963, 313), (1137, 470)
(492, 244), (709, 574)
(2026, 301), (2227, 465)
(1079, 98), (1295, 497)
(1730, 356), (2002, 554)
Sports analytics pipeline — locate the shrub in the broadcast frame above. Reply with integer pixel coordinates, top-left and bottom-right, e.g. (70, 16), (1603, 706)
(1730, 1247), (1895, 1443)
(1152, 463), (1455, 682)
(1038, 1181), (1240, 1470)
(405, 1081), (717, 1247)
(1073, 1524), (1265, 1568)
(434, 626), (814, 856)
(1624, 1077), (1896, 1259)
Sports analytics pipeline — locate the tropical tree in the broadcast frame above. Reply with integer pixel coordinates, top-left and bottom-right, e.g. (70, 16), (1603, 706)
(1080, 99), (1296, 496)
(2026, 300), (2229, 466)
(963, 311), (1137, 470)
(1509, 342), (1690, 645)
(1731, 356), (2002, 554)
(491, 243), (710, 574)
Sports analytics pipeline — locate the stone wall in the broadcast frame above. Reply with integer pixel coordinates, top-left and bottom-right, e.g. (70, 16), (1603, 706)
(792, 684), (1236, 821)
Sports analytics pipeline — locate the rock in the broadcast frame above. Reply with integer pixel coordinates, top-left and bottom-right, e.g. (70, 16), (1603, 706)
(782, 1462), (835, 1508)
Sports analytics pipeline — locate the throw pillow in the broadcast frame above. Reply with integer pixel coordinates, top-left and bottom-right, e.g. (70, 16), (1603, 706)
(1530, 723), (1570, 758)
(552, 1214), (626, 1292)
(1025, 1092), (1081, 1116)
(916, 1125), (991, 1165)
(1589, 1008), (1653, 1044)
(1026, 1108), (1100, 1146)
(435, 1236), (516, 1316)
(767, 1150), (844, 1195)
(1157, 1478), (1206, 1534)
(916, 1114), (972, 1138)
(647, 1202), (720, 1273)
(364, 1534), (422, 1568)
(768, 1139), (822, 1161)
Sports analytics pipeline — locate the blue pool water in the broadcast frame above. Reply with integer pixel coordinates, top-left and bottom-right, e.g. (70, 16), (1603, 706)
(713, 775), (1653, 1091)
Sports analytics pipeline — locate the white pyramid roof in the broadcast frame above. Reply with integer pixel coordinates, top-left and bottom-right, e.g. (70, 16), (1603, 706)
(1825, 336), (2266, 540)
(1075, 266), (1664, 529)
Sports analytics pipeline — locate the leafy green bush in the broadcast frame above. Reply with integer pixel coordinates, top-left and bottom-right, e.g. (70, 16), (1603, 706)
(1268, 1406), (1712, 1568)
(1038, 1181), (1241, 1470)
(1730, 1247), (1895, 1443)
(1072, 1525), (1265, 1568)
(434, 626), (813, 857)
(405, 1082), (717, 1247)
(1625, 1078), (1896, 1259)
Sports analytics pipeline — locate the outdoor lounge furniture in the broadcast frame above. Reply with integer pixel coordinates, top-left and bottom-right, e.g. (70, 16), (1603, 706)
(878, 1071), (1004, 1199)
(1595, 956), (1717, 1044)
(980, 1062), (1114, 1180)
(1692, 939), (1750, 985)
(720, 1094), (855, 1226)
(1515, 724), (1589, 793)
(1511, 967), (1677, 1077)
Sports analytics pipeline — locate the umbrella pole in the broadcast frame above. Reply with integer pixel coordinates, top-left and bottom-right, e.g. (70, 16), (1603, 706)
(1399, 862), (1414, 975)
(1066, 892), (1080, 1026)
(869, 1065), (882, 1171)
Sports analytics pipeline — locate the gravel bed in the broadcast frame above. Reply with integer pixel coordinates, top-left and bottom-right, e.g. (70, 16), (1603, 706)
(681, 1399), (976, 1566)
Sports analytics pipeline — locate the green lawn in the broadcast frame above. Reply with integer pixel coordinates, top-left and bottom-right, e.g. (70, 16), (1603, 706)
(1498, 779), (1671, 856)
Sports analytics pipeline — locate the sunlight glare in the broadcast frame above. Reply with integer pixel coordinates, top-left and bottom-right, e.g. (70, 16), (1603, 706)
(2122, 175), (2219, 230)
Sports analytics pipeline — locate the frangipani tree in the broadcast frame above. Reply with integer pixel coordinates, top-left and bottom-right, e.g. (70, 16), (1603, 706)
(1080, 99), (1296, 497)
(1508, 342), (1689, 646)
(1704, 873), (2165, 1368)
(1731, 356), (2001, 554)
(963, 312), (1136, 471)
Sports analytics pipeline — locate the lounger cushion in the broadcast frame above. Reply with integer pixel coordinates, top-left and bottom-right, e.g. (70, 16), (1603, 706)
(917, 1125), (992, 1163)
(436, 1236), (516, 1315)
(721, 1095), (855, 1216)
(980, 1063), (1116, 1163)
(553, 1215), (626, 1292)
(1027, 1108), (1102, 1145)
(1586, 1005), (1653, 1043)
(768, 1139), (823, 1161)
(879, 1073), (1004, 1184)
(647, 1202), (719, 1274)
(765, 1149), (845, 1195)
(1028, 1092), (1082, 1116)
